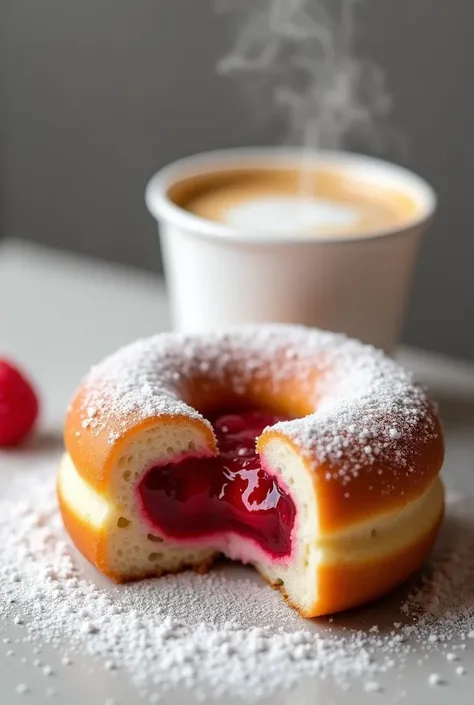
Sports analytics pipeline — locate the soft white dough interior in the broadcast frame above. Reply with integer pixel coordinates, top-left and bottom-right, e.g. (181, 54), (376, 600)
(59, 423), (443, 613)
(253, 438), (319, 609)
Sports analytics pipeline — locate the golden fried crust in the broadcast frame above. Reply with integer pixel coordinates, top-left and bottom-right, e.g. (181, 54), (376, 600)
(258, 420), (444, 534)
(300, 512), (443, 617)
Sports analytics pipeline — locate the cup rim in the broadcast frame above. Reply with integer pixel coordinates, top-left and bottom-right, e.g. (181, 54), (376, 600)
(145, 147), (437, 246)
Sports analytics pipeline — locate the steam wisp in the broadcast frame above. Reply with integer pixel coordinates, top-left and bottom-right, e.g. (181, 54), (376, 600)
(216, 0), (399, 157)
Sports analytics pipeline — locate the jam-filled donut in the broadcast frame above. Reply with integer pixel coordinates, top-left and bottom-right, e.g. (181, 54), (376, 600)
(58, 325), (444, 617)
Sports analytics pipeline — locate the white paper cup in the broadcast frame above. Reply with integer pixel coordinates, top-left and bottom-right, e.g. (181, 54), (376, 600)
(145, 148), (436, 352)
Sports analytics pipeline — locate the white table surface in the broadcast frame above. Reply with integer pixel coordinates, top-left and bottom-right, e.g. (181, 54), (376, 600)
(1, 239), (474, 705)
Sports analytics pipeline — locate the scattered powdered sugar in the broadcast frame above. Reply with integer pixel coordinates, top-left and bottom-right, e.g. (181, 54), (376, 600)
(364, 680), (382, 692)
(15, 683), (29, 695)
(73, 325), (439, 491)
(428, 673), (444, 686)
(0, 456), (473, 701)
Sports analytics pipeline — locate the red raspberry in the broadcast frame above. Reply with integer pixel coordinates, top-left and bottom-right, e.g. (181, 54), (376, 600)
(0, 359), (39, 447)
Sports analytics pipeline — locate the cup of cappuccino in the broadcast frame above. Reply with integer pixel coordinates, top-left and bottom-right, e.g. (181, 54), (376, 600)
(145, 148), (435, 352)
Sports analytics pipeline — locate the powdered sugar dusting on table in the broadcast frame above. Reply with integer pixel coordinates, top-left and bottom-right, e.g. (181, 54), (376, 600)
(0, 452), (473, 701)
(75, 325), (438, 487)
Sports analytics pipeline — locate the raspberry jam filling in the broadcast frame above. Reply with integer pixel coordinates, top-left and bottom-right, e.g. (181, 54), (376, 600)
(138, 411), (296, 558)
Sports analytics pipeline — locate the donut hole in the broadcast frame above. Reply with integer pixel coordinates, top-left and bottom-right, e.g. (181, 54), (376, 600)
(137, 409), (297, 559)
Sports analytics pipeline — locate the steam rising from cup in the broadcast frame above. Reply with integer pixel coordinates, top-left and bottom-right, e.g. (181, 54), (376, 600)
(216, 0), (403, 157)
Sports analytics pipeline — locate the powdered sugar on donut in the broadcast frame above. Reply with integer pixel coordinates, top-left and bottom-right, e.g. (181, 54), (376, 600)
(269, 334), (439, 485)
(75, 324), (439, 487)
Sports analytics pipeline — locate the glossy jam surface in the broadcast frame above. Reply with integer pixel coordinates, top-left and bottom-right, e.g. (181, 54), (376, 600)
(138, 411), (296, 558)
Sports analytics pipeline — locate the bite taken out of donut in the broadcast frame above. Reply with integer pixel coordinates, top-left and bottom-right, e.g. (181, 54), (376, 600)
(58, 325), (444, 617)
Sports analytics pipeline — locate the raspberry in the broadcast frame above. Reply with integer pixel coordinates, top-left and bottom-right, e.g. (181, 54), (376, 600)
(0, 360), (39, 447)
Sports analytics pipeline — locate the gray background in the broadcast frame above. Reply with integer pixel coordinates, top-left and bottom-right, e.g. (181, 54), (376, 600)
(2, 0), (473, 360)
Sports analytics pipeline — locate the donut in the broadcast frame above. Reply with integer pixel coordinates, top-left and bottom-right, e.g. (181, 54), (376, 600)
(58, 325), (444, 617)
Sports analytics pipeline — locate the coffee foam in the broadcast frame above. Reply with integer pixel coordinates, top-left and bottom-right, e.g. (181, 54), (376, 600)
(170, 165), (418, 238)
(226, 196), (359, 234)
